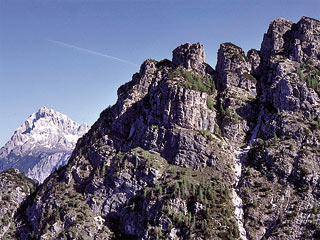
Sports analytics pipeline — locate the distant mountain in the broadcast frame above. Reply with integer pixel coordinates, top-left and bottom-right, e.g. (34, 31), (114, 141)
(0, 106), (89, 183)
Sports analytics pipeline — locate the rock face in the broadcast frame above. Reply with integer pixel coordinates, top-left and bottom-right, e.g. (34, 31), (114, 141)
(261, 16), (320, 65)
(216, 42), (256, 94)
(260, 18), (294, 64)
(0, 169), (36, 239)
(172, 42), (208, 75)
(289, 16), (320, 63)
(2, 16), (320, 240)
(0, 107), (89, 183)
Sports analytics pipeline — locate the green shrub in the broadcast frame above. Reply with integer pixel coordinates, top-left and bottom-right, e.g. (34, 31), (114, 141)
(199, 129), (214, 141)
(220, 103), (226, 115)
(301, 64), (320, 94)
(313, 203), (319, 214)
(214, 124), (222, 137)
(277, 108), (281, 115)
(297, 67), (304, 81)
(252, 197), (257, 208)
(169, 68), (216, 95)
(242, 72), (257, 84)
(207, 96), (214, 111)
(233, 110), (240, 122)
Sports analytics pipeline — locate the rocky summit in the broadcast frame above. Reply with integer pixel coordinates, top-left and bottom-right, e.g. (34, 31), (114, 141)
(0, 107), (89, 183)
(1, 16), (320, 240)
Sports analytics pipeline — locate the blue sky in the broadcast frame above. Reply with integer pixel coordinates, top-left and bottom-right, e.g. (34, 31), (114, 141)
(0, 0), (319, 147)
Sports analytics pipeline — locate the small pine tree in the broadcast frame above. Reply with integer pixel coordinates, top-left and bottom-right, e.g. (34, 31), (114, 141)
(312, 214), (316, 226)
(101, 164), (106, 177)
(297, 67), (304, 80)
(220, 184), (224, 194)
(307, 76), (312, 87)
(184, 177), (189, 191)
(225, 186), (230, 198)
(252, 197), (257, 208)
(207, 97), (214, 111)
(212, 190), (217, 202)
(277, 108), (281, 115)
(234, 110), (239, 122)
(274, 133), (278, 144)
(172, 167), (176, 176)
(211, 81), (216, 95)
(201, 177), (206, 188)
(181, 182), (185, 197)
(215, 124), (222, 137)
(199, 186), (204, 201)
(226, 108), (232, 118)
(220, 103), (226, 115)
(175, 182), (180, 195)
(312, 77), (317, 89)
(313, 203), (319, 214)
(144, 189), (148, 198)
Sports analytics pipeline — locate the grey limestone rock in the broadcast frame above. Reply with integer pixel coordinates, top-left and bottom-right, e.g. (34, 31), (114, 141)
(0, 169), (36, 239)
(289, 16), (320, 63)
(247, 49), (261, 76)
(172, 42), (206, 75)
(216, 42), (256, 93)
(260, 18), (293, 64)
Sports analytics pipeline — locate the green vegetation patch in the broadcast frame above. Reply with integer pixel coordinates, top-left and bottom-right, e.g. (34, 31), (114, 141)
(168, 67), (216, 95)
(241, 72), (257, 84)
(297, 63), (320, 94)
(207, 96), (214, 111)
(143, 165), (239, 240)
(199, 129), (215, 142)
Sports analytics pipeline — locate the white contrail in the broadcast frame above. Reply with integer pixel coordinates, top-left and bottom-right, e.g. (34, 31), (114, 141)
(47, 39), (138, 67)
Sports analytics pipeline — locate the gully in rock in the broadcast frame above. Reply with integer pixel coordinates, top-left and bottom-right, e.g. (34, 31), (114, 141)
(231, 106), (265, 240)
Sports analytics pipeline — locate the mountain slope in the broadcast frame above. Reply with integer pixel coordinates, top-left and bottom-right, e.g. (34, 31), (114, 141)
(0, 107), (89, 183)
(5, 16), (320, 240)
(0, 169), (36, 239)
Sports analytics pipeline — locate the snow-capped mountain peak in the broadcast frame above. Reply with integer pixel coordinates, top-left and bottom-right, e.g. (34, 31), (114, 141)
(0, 107), (89, 183)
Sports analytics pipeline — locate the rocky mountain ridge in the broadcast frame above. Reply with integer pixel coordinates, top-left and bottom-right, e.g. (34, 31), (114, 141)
(0, 107), (89, 183)
(1, 16), (320, 240)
